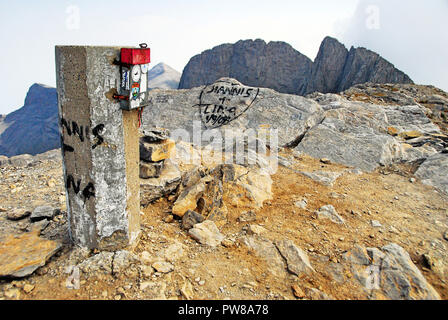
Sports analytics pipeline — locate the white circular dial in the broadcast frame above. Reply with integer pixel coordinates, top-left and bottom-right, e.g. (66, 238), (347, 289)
(140, 63), (150, 74)
(131, 65), (141, 82)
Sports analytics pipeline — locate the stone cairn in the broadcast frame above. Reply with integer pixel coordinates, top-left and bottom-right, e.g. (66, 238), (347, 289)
(139, 129), (175, 179)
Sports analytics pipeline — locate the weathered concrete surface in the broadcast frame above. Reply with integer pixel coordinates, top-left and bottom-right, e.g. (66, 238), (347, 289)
(55, 46), (140, 250)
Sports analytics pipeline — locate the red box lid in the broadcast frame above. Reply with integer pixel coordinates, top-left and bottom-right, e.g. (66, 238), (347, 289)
(121, 48), (151, 65)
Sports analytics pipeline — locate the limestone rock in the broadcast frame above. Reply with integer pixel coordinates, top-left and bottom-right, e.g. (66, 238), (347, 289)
(140, 159), (182, 205)
(296, 100), (439, 172)
(143, 78), (324, 148)
(181, 210), (205, 230)
(380, 243), (441, 300)
(6, 209), (31, 221)
(112, 251), (139, 275)
(301, 170), (344, 187)
(152, 261), (174, 274)
(188, 221), (224, 247)
(141, 128), (171, 143)
(0, 155), (9, 167)
(316, 205), (345, 225)
(8, 154), (34, 167)
(247, 224), (267, 236)
(0, 230), (62, 278)
(415, 153), (448, 194)
(239, 236), (285, 277)
(344, 243), (441, 300)
(140, 139), (175, 162)
(274, 240), (314, 276)
(160, 242), (186, 262)
(172, 178), (209, 217)
(237, 211), (257, 223)
(77, 252), (114, 275)
(30, 206), (56, 222)
(140, 161), (164, 179)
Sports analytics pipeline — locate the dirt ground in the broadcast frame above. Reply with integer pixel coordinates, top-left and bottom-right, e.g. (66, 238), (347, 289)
(0, 150), (447, 300)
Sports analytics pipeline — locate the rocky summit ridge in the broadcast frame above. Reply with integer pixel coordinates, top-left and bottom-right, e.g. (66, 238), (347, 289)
(178, 37), (413, 95)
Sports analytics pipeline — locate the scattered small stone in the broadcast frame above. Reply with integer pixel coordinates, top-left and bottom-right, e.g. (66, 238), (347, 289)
(320, 158), (331, 165)
(247, 224), (267, 236)
(294, 199), (308, 209)
(409, 178), (416, 183)
(198, 280), (205, 286)
(221, 239), (235, 248)
(443, 231), (448, 242)
(292, 284), (305, 299)
(316, 205), (345, 225)
(371, 220), (382, 228)
(6, 209), (31, 221)
(23, 284), (35, 294)
(237, 211), (257, 223)
(152, 261), (174, 274)
(5, 288), (21, 300)
(163, 215), (174, 223)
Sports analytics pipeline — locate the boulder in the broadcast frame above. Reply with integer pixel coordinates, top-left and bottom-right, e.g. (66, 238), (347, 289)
(0, 230), (62, 278)
(415, 153), (448, 194)
(296, 99), (440, 172)
(140, 160), (182, 205)
(6, 209), (31, 221)
(274, 240), (314, 276)
(143, 78), (324, 148)
(188, 221), (224, 247)
(316, 205), (345, 225)
(30, 206), (56, 222)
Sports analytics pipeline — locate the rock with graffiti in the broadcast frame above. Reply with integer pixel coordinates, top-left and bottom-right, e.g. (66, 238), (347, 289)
(143, 78), (325, 147)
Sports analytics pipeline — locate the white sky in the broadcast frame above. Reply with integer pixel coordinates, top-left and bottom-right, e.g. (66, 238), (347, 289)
(0, 0), (447, 115)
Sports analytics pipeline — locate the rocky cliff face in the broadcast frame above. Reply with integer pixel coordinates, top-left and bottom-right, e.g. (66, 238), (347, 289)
(179, 37), (413, 95)
(0, 84), (59, 157)
(178, 39), (313, 95)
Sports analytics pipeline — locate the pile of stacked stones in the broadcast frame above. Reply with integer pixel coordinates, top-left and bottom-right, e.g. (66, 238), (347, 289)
(139, 129), (175, 179)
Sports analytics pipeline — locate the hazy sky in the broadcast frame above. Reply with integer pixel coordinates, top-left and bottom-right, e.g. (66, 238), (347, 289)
(0, 0), (447, 115)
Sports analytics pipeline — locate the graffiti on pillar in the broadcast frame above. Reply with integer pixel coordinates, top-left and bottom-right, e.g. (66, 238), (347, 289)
(60, 116), (105, 202)
(193, 79), (260, 129)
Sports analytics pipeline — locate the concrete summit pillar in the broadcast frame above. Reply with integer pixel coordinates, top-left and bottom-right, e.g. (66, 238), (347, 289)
(55, 46), (140, 250)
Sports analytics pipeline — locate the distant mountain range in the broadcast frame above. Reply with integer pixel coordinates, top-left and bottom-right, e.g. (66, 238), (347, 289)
(0, 63), (181, 157)
(178, 37), (413, 94)
(0, 38), (415, 157)
(148, 63), (181, 89)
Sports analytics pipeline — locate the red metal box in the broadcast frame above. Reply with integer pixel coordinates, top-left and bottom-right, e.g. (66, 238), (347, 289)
(120, 48), (151, 65)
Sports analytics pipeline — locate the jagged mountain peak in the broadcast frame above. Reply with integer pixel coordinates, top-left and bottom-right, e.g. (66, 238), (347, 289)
(179, 36), (413, 95)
